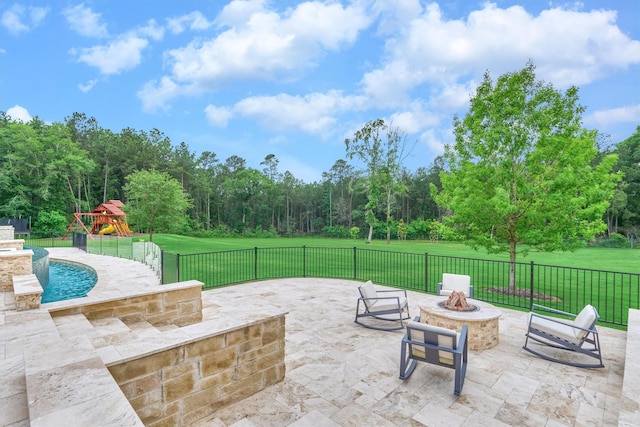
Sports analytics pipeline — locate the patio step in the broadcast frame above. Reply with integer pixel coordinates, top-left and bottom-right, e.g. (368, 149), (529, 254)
(53, 315), (168, 349)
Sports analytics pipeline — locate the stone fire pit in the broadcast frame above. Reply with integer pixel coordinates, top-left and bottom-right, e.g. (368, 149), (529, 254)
(419, 298), (502, 350)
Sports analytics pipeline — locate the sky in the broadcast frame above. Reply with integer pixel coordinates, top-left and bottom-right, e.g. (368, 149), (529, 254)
(1, 0), (639, 183)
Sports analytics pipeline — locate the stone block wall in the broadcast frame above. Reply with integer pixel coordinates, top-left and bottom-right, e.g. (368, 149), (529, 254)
(0, 225), (15, 240)
(0, 249), (33, 291)
(13, 274), (43, 311)
(107, 315), (286, 426)
(48, 281), (203, 327)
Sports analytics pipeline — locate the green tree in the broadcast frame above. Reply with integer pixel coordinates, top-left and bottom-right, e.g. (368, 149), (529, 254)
(123, 170), (192, 241)
(613, 126), (640, 234)
(345, 119), (411, 244)
(432, 61), (621, 291)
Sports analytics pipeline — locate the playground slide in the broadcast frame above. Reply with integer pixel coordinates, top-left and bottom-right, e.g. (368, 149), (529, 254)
(99, 224), (116, 235)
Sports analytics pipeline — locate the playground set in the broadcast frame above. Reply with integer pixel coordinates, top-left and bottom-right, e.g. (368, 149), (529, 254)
(63, 200), (134, 239)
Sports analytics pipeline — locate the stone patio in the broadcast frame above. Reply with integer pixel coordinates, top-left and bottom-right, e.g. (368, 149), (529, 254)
(0, 248), (635, 426)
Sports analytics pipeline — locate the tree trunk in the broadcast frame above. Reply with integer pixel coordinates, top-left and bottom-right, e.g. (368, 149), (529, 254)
(509, 239), (517, 291)
(103, 159), (109, 203)
(367, 225), (373, 244)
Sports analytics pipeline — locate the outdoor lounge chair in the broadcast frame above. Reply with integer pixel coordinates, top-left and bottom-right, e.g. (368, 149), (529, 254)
(523, 304), (604, 368)
(399, 317), (468, 396)
(437, 273), (474, 298)
(355, 280), (410, 331)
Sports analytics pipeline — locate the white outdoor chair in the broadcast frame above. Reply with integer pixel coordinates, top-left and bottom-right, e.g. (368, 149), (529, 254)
(399, 317), (468, 396)
(355, 281), (410, 331)
(523, 304), (604, 368)
(437, 273), (474, 298)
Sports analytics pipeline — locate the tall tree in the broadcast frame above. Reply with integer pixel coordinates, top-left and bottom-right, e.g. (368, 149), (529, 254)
(432, 61), (621, 291)
(123, 170), (192, 242)
(613, 126), (640, 235)
(345, 119), (411, 244)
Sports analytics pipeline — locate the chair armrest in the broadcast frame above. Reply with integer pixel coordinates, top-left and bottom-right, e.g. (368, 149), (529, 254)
(531, 304), (577, 319)
(377, 289), (407, 296)
(529, 312), (593, 333)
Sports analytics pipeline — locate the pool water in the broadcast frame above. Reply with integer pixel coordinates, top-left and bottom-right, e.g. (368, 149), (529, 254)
(41, 261), (98, 303)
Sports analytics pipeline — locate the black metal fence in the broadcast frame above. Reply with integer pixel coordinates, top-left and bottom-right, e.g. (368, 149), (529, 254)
(164, 246), (639, 328)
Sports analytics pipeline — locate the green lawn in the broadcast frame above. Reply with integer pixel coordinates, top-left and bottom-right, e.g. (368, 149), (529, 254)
(151, 234), (640, 274)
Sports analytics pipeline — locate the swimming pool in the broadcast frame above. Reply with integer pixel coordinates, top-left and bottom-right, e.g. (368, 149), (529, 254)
(41, 260), (98, 303)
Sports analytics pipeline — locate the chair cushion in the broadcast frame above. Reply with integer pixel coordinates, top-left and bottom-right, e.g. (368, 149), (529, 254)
(442, 274), (471, 296)
(573, 304), (597, 340)
(529, 313), (581, 344)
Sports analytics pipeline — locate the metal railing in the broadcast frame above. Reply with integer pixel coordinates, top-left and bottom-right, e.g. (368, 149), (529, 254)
(164, 246), (639, 328)
(24, 234), (162, 278)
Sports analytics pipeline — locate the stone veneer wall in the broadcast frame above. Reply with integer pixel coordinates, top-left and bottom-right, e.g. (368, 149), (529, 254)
(0, 239), (24, 250)
(107, 315), (286, 426)
(0, 225), (15, 240)
(48, 280), (203, 327)
(0, 249), (33, 291)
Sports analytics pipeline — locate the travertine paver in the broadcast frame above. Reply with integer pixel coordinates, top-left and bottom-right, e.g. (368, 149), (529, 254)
(0, 248), (632, 426)
(194, 278), (627, 427)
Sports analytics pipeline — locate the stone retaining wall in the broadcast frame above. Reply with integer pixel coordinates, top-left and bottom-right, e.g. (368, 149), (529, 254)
(48, 280), (203, 327)
(0, 249), (32, 291)
(106, 314), (286, 426)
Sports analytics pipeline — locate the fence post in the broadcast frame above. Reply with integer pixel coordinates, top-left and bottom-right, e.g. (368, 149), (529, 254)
(160, 250), (164, 284)
(176, 253), (180, 282)
(529, 261), (535, 310)
(425, 252), (429, 293)
(254, 247), (258, 280)
(302, 246), (306, 278)
(353, 247), (357, 280)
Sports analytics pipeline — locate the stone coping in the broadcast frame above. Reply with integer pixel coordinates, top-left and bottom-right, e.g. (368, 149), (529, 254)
(619, 308), (640, 427)
(43, 279), (202, 312)
(99, 308), (288, 366)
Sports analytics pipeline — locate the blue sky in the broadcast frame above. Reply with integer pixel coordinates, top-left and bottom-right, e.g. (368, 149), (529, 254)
(1, 1), (639, 183)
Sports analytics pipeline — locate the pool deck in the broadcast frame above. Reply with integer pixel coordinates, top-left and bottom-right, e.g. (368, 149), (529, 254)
(0, 248), (635, 426)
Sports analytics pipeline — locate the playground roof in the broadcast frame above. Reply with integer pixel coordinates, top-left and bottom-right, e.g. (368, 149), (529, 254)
(91, 200), (125, 216)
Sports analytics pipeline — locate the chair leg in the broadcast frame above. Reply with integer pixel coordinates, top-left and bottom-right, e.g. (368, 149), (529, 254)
(399, 342), (417, 380)
(453, 353), (466, 396)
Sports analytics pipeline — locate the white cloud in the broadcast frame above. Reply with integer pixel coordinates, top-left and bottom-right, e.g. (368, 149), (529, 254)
(390, 102), (440, 134)
(166, 11), (213, 34)
(232, 91), (363, 135)
(1, 4), (48, 35)
(78, 79), (98, 93)
(138, 19), (164, 41)
(204, 105), (233, 127)
(72, 33), (148, 75)
(138, 77), (181, 113)
(586, 104), (640, 126)
(141, 1), (371, 110)
(6, 105), (31, 122)
(361, 2), (640, 104)
(419, 128), (449, 157)
(63, 4), (108, 38)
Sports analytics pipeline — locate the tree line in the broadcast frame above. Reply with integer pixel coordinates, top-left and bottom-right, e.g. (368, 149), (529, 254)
(0, 77), (638, 242)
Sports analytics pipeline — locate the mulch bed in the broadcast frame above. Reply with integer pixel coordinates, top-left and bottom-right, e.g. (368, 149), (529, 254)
(488, 287), (561, 302)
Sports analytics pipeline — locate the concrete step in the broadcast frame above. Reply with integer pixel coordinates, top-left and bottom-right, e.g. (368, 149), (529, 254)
(0, 355), (28, 426)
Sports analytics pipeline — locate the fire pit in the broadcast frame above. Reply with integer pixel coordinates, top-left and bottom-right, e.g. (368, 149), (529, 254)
(438, 290), (480, 312)
(419, 298), (501, 350)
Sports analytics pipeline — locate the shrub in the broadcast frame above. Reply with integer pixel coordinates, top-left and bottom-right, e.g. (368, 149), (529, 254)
(32, 211), (67, 237)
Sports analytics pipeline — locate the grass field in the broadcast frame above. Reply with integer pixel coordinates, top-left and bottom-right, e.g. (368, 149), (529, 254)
(152, 234), (640, 274)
